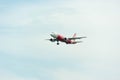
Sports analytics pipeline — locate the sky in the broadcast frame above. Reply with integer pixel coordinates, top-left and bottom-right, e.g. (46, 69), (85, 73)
(0, 0), (120, 80)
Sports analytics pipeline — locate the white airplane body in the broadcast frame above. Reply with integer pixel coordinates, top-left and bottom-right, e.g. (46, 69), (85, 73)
(47, 32), (86, 45)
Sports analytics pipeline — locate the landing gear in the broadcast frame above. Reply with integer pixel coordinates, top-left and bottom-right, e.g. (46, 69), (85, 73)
(57, 42), (59, 45)
(57, 41), (59, 45)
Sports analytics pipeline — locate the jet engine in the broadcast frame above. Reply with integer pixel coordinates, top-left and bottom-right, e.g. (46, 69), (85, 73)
(64, 37), (67, 41)
(50, 38), (56, 42)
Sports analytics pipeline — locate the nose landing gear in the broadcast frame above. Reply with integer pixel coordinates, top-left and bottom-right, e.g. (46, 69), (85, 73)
(57, 41), (59, 45)
(57, 43), (59, 45)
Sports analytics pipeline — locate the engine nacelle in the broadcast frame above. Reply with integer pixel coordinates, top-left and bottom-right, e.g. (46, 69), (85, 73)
(50, 38), (55, 42)
(64, 37), (67, 41)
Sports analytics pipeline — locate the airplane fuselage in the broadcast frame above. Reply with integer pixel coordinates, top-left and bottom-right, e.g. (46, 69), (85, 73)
(50, 33), (75, 44)
(47, 32), (86, 45)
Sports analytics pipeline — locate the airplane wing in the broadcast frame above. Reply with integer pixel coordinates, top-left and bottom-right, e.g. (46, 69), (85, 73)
(46, 38), (57, 42)
(68, 36), (87, 40)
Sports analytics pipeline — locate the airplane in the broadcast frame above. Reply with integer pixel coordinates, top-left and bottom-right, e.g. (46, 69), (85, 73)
(46, 32), (86, 45)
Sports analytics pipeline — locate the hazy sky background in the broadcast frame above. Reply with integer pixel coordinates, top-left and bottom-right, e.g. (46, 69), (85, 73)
(0, 0), (120, 80)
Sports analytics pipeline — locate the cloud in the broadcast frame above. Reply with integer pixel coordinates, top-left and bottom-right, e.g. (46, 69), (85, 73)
(0, 0), (120, 80)
(1, 0), (119, 33)
(53, 68), (96, 80)
(0, 69), (38, 80)
(0, 0), (120, 61)
(52, 67), (120, 80)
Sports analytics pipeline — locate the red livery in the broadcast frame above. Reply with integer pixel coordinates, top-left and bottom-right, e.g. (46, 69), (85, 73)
(46, 32), (86, 45)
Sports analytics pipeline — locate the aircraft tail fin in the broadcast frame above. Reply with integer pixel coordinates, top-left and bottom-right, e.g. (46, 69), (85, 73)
(72, 33), (76, 38)
(72, 33), (76, 41)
